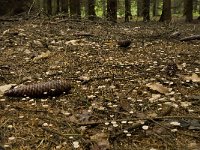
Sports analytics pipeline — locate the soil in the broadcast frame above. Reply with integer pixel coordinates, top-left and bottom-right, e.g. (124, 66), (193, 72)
(0, 17), (200, 150)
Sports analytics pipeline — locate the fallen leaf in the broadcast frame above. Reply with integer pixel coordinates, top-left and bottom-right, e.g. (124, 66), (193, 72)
(0, 84), (16, 96)
(183, 73), (200, 82)
(180, 101), (191, 108)
(33, 40), (43, 47)
(188, 120), (200, 130)
(65, 39), (82, 45)
(146, 83), (170, 94)
(90, 133), (110, 150)
(78, 74), (90, 81)
(33, 50), (51, 61)
(149, 94), (161, 103)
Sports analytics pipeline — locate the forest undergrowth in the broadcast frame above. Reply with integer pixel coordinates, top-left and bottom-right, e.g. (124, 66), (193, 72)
(0, 17), (200, 150)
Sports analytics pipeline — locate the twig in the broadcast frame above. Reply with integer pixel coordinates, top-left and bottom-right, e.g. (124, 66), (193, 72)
(28, 0), (35, 16)
(180, 35), (200, 41)
(12, 105), (48, 113)
(36, 139), (44, 149)
(0, 119), (10, 128)
(41, 127), (81, 138)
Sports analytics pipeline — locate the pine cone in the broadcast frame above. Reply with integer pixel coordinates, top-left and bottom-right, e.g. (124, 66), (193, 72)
(166, 63), (178, 76)
(117, 40), (131, 48)
(4, 80), (72, 98)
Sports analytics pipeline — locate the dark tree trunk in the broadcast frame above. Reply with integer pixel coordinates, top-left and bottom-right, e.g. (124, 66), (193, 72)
(184, 0), (193, 22)
(107, 0), (117, 22)
(152, 0), (159, 16)
(88, 0), (96, 20)
(143, 0), (150, 22)
(159, 0), (171, 22)
(125, 0), (132, 22)
(137, 0), (143, 16)
(69, 0), (81, 19)
(60, 0), (69, 14)
(56, 0), (60, 14)
(47, 0), (52, 15)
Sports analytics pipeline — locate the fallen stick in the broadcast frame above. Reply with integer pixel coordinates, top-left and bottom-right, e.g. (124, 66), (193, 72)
(180, 35), (200, 41)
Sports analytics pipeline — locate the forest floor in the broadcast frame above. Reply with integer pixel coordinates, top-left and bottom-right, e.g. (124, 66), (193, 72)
(0, 16), (200, 150)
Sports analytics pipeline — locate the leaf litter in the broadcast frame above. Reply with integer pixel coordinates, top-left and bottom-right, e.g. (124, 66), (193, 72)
(0, 18), (200, 149)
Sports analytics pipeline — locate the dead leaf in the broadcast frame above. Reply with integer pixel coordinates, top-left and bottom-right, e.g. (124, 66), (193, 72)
(65, 39), (86, 45)
(149, 94), (161, 103)
(146, 83), (170, 94)
(0, 84), (16, 96)
(33, 50), (51, 61)
(183, 73), (200, 82)
(33, 40), (43, 47)
(78, 74), (90, 82)
(90, 133), (110, 150)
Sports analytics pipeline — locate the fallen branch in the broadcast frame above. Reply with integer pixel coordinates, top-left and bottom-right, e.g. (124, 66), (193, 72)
(180, 35), (200, 41)
(41, 127), (81, 138)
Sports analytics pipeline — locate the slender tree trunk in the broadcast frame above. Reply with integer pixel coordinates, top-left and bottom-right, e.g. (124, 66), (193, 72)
(193, 0), (198, 13)
(125, 0), (132, 22)
(107, 0), (117, 22)
(184, 0), (193, 22)
(52, 0), (59, 15)
(152, 0), (159, 16)
(102, 0), (106, 18)
(172, 0), (178, 14)
(143, 0), (150, 22)
(88, 0), (96, 20)
(60, 0), (68, 15)
(137, 0), (143, 16)
(47, 0), (52, 15)
(56, 0), (60, 14)
(159, 0), (171, 22)
(69, 0), (81, 19)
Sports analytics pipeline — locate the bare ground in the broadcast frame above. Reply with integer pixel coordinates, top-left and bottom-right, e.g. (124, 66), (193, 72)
(0, 17), (200, 150)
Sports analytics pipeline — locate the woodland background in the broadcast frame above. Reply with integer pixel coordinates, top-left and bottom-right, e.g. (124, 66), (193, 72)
(0, 0), (199, 22)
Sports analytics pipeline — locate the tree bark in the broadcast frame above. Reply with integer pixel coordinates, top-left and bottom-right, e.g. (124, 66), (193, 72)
(47, 0), (52, 15)
(137, 0), (143, 16)
(143, 0), (150, 22)
(107, 0), (117, 22)
(159, 0), (171, 22)
(152, 0), (159, 16)
(60, 0), (68, 14)
(125, 0), (132, 22)
(184, 0), (193, 22)
(102, 0), (106, 18)
(88, 0), (96, 20)
(69, 0), (81, 19)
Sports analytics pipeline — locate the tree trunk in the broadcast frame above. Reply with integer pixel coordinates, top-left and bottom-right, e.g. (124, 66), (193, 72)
(184, 0), (193, 22)
(107, 0), (117, 22)
(69, 0), (81, 19)
(172, 0), (178, 14)
(152, 0), (159, 16)
(52, 0), (59, 15)
(102, 0), (106, 18)
(143, 0), (150, 22)
(137, 0), (143, 16)
(159, 0), (171, 22)
(193, 0), (198, 13)
(125, 0), (132, 22)
(47, 0), (52, 15)
(88, 0), (96, 20)
(60, 0), (68, 14)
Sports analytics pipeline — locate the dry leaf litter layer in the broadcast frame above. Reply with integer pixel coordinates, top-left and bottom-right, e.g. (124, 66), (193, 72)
(0, 18), (200, 150)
